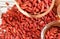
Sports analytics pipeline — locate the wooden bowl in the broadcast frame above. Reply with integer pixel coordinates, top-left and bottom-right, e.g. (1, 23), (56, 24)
(41, 20), (60, 39)
(14, 0), (55, 18)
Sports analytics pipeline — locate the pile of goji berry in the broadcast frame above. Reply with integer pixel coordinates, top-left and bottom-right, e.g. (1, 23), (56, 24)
(45, 26), (60, 39)
(0, 5), (56, 39)
(16, 0), (52, 15)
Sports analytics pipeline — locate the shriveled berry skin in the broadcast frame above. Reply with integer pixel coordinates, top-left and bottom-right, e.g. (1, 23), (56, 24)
(16, 0), (52, 15)
(45, 26), (60, 39)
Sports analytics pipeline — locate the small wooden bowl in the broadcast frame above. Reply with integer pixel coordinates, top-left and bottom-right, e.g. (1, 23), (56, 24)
(41, 20), (60, 39)
(13, 0), (55, 18)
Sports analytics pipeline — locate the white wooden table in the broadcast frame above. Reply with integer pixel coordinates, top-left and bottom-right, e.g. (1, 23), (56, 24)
(0, 0), (14, 13)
